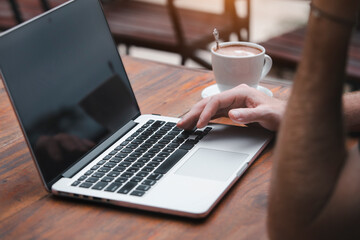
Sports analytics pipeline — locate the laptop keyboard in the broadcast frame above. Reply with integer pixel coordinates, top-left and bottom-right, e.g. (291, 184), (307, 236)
(71, 120), (212, 197)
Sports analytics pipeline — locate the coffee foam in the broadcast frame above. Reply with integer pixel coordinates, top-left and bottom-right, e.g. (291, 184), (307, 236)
(215, 45), (262, 57)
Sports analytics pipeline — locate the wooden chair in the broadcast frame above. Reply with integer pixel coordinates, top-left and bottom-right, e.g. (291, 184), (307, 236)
(0, 0), (22, 30)
(4, 0), (250, 69)
(100, 0), (250, 69)
(260, 26), (360, 87)
(0, 0), (54, 30)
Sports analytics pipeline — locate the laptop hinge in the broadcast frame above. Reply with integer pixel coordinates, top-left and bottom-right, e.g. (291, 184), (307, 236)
(62, 120), (138, 178)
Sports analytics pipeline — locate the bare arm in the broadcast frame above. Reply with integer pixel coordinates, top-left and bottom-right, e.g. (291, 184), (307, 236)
(344, 91), (360, 132)
(267, 0), (360, 239)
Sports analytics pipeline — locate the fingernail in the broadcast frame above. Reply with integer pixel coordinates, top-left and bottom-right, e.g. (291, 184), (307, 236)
(230, 110), (243, 121)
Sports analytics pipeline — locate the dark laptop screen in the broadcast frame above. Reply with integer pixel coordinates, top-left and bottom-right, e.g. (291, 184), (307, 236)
(0, 0), (140, 185)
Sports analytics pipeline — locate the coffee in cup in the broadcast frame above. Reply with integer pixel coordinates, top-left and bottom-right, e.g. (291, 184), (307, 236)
(215, 45), (262, 57)
(211, 42), (272, 92)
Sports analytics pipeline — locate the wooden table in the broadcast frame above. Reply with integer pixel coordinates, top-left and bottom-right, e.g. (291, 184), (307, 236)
(0, 57), (291, 240)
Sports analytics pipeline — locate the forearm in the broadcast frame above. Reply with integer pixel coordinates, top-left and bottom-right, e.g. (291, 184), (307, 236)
(344, 91), (360, 132)
(267, 0), (359, 239)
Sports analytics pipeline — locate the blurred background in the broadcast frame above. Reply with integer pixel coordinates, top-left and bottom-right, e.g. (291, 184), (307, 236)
(125, 0), (309, 70)
(0, 0), (311, 82)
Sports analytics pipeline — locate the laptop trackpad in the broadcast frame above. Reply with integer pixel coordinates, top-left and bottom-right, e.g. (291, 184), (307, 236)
(175, 148), (249, 182)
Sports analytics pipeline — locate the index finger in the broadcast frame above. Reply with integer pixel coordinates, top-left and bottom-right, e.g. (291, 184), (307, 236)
(177, 97), (210, 130)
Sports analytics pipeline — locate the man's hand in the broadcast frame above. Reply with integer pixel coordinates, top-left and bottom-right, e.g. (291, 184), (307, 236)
(177, 84), (286, 131)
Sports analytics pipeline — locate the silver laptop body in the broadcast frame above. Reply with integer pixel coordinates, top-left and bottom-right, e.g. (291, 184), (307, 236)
(0, 0), (272, 218)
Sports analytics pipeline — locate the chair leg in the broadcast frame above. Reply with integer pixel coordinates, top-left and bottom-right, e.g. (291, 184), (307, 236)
(190, 54), (212, 70)
(181, 56), (187, 65)
(8, 0), (23, 23)
(126, 45), (130, 55)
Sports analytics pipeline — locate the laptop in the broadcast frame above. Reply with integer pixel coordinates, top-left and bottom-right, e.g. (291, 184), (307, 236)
(0, 0), (272, 218)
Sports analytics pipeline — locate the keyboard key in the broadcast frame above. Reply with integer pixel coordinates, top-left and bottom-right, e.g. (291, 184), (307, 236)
(130, 152), (142, 158)
(132, 139), (144, 145)
(179, 140), (196, 150)
(103, 155), (112, 160)
(148, 148), (160, 154)
(167, 131), (178, 136)
(115, 177), (128, 183)
(91, 165), (100, 170)
(137, 135), (148, 140)
(152, 156), (165, 162)
(161, 126), (172, 131)
(130, 176), (143, 183)
(136, 171), (149, 177)
(92, 172), (105, 178)
(152, 120), (165, 128)
(145, 139), (157, 144)
(71, 181), (81, 186)
(162, 147), (175, 153)
(142, 166), (154, 172)
(151, 134), (162, 140)
(165, 122), (176, 127)
(127, 167), (140, 173)
(131, 132), (139, 137)
(204, 127), (212, 133)
(130, 190), (145, 197)
(108, 150), (118, 155)
(158, 139), (170, 144)
(155, 149), (188, 174)
(168, 143), (180, 148)
(114, 146), (123, 151)
(101, 176), (114, 182)
(172, 138), (184, 143)
(97, 160), (106, 165)
(142, 180), (156, 186)
(113, 166), (126, 172)
(78, 175), (87, 181)
(86, 177), (99, 183)
(158, 152), (170, 158)
(127, 144), (138, 149)
(124, 157), (137, 162)
(135, 148), (147, 153)
(137, 157), (150, 163)
(143, 153), (155, 158)
(132, 162), (145, 168)
(120, 141), (129, 146)
(92, 182), (108, 190)
(85, 170), (93, 175)
(118, 182), (138, 194)
(137, 185), (151, 191)
(171, 126), (182, 132)
(104, 162), (116, 168)
(116, 153), (128, 158)
(105, 182), (122, 192)
(147, 173), (163, 181)
(80, 182), (93, 188)
(121, 172), (134, 178)
(109, 157), (122, 163)
(118, 162), (131, 167)
(107, 171), (120, 177)
(147, 161), (159, 168)
(152, 144), (165, 149)
(163, 135), (175, 140)
(121, 148), (133, 153)
(98, 167), (111, 173)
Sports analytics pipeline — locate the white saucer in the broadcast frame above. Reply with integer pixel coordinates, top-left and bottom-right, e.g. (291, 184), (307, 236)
(201, 84), (273, 98)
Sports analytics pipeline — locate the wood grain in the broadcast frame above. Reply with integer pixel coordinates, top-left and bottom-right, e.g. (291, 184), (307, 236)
(0, 56), (291, 240)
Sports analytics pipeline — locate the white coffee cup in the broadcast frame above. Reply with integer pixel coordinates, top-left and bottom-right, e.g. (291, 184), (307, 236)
(211, 42), (272, 92)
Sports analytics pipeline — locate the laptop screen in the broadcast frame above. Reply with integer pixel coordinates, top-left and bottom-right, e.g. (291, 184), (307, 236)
(0, 0), (140, 185)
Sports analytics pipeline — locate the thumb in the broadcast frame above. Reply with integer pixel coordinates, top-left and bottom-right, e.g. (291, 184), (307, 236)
(228, 108), (263, 124)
